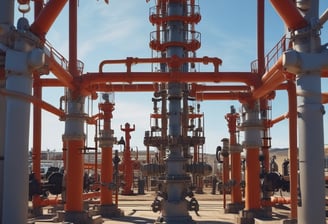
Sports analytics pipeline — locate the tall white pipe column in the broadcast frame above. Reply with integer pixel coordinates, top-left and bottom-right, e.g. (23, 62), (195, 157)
(1, 17), (44, 224)
(158, 1), (194, 223)
(0, 0), (14, 220)
(283, 0), (326, 223)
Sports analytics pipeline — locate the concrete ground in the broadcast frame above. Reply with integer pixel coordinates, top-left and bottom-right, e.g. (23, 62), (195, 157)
(29, 188), (320, 224)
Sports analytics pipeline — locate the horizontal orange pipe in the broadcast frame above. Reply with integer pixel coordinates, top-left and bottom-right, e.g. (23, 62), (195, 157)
(46, 55), (74, 89)
(89, 83), (159, 93)
(0, 88), (65, 117)
(151, 113), (202, 119)
(99, 57), (222, 73)
(269, 113), (289, 127)
(261, 197), (291, 207)
(30, 0), (68, 37)
(252, 58), (285, 99)
(82, 72), (256, 87)
(82, 192), (100, 201)
(270, 0), (308, 30)
(39, 78), (65, 87)
(322, 70), (328, 77)
(322, 93), (328, 104)
(190, 84), (250, 95)
(195, 92), (250, 101)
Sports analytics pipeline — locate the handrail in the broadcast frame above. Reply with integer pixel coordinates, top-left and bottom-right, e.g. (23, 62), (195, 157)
(251, 35), (289, 74)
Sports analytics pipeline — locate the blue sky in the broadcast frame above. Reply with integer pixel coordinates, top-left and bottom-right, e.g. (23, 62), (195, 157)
(16, 1), (328, 154)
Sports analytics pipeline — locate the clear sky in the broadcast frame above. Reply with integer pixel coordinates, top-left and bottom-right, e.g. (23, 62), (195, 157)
(16, 0), (328, 155)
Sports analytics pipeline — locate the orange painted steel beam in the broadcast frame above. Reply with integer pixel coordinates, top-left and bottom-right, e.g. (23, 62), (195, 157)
(30, 0), (68, 38)
(82, 72), (256, 87)
(287, 80), (298, 219)
(270, 0), (308, 30)
(245, 148), (261, 210)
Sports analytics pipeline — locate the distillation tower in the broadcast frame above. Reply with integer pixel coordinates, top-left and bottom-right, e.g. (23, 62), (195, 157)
(147, 0), (202, 223)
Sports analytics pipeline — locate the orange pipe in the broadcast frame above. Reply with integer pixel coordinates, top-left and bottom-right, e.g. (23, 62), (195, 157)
(121, 123), (135, 195)
(322, 93), (328, 104)
(99, 102), (114, 205)
(252, 57), (284, 99)
(195, 92), (250, 102)
(269, 113), (289, 127)
(89, 83), (159, 93)
(65, 139), (84, 211)
(261, 196), (291, 207)
(270, 0), (308, 30)
(82, 71), (256, 87)
(257, 0), (265, 76)
(0, 88), (65, 118)
(39, 78), (66, 87)
(245, 148), (261, 210)
(45, 55), (74, 89)
(226, 112), (242, 204)
(287, 79), (298, 219)
(99, 57), (222, 73)
(32, 75), (42, 208)
(82, 192), (101, 201)
(30, 0), (68, 38)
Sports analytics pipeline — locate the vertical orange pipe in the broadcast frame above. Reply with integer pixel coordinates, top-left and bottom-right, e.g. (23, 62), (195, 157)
(257, 0), (265, 76)
(288, 79), (297, 219)
(121, 123), (135, 195)
(69, 0), (78, 78)
(65, 139), (84, 211)
(31, 1), (44, 208)
(65, 0), (84, 213)
(245, 148), (261, 210)
(226, 112), (242, 204)
(32, 75), (42, 208)
(99, 102), (114, 205)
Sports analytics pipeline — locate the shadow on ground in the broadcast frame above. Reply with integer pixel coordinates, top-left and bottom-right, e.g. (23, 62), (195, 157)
(109, 216), (234, 224)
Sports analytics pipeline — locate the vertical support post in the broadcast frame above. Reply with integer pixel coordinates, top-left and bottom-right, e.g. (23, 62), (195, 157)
(121, 122), (135, 195)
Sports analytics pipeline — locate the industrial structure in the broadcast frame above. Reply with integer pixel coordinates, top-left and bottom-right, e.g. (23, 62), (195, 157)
(1, 0), (328, 224)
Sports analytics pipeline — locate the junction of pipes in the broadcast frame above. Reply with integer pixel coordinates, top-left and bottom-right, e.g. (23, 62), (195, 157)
(1, 0), (328, 224)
